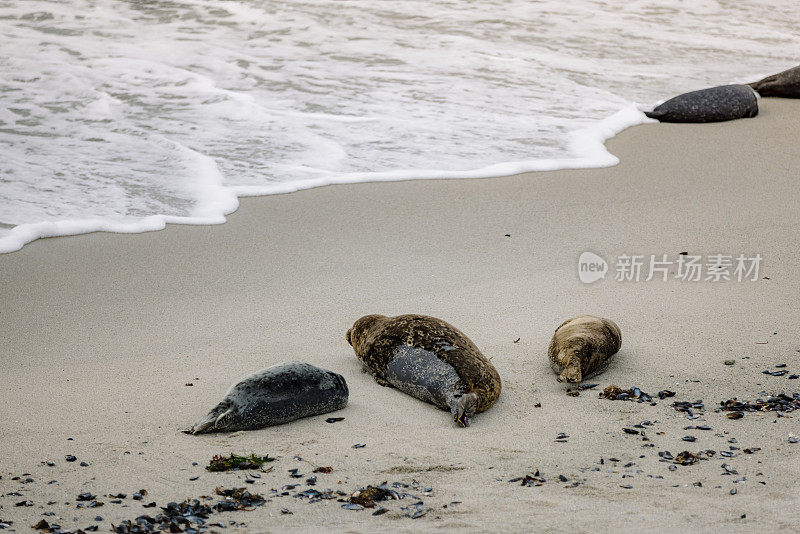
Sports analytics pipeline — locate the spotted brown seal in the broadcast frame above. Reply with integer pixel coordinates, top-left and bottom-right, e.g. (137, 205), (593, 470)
(548, 315), (621, 383)
(185, 362), (348, 434)
(346, 314), (501, 427)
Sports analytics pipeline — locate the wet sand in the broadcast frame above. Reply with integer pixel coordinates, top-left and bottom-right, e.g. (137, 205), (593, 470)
(2, 98), (800, 532)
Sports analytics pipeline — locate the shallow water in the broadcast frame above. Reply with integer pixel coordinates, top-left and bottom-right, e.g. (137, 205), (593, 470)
(0, 0), (798, 251)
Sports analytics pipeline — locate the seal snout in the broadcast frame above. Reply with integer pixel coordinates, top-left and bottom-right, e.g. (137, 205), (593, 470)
(558, 362), (583, 384)
(346, 328), (352, 346)
(185, 415), (217, 435)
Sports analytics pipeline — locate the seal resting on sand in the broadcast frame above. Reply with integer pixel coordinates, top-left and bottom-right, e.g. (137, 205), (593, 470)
(548, 315), (621, 383)
(645, 84), (758, 123)
(346, 314), (501, 427)
(749, 65), (800, 98)
(185, 361), (348, 434)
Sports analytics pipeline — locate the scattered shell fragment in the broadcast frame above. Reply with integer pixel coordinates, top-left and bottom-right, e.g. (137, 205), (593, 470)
(721, 463), (738, 475)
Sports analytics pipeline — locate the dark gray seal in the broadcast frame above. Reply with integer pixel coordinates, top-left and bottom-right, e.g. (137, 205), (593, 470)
(749, 65), (800, 98)
(185, 361), (348, 434)
(548, 315), (621, 383)
(346, 314), (501, 427)
(645, 84), (758, 123)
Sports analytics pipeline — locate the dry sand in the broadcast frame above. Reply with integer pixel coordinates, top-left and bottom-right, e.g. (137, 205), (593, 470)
(2, 98), (800, 532)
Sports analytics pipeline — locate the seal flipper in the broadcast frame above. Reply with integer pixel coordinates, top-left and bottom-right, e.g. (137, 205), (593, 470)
(373, 374), (391, 387)
(451, 392), (478, 427)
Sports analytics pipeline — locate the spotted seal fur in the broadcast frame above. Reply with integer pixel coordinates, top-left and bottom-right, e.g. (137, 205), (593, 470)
(185, 361), (348, 434)
(749, 65), (800, 98)
(346, 314), (501, 427)
(645, 84), (758, 123)
(548, 315), (621, 383)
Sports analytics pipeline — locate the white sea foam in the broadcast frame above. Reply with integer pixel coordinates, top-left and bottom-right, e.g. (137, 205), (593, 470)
(0, 0), (798, 253)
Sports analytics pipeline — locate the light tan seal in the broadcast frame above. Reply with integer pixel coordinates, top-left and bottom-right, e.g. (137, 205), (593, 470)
(548, 315), (621, 383)
(346, 314), (501, 427)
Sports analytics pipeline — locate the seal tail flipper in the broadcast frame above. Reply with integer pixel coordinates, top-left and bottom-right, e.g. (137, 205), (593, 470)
(451, 393), (478, 427)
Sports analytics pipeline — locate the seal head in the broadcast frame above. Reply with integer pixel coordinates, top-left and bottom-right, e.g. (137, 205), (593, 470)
(548, 315), (621, 383)
(749, 65), (800, 98)
(347, 314), (501, 427)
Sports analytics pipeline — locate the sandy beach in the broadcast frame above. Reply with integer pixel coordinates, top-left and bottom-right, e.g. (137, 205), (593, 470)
(2, 97), (800, 532)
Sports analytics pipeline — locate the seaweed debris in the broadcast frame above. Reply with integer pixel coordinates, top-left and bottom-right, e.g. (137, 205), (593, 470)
(674, 451), (702, 466)
(313, 466), (333, 474)
(565, 383), (598, 396)
(206, 453), (275, 472)
(658, 450), (704, 466)
(349, 484), (400, 508)
(213, 487), (266, 511)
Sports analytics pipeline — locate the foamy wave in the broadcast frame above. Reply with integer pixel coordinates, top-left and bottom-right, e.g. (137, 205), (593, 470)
(0, 104), (648, 252)
(0, 0), (798, 252)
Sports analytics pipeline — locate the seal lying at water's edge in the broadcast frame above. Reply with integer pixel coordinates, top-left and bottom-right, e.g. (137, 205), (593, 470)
(346, 314), (501, 427)
(549, 315), (621, 383)
(749, 65), (800, 98)
(645, 84), (758, 123)
(185, 361), (348, 434)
